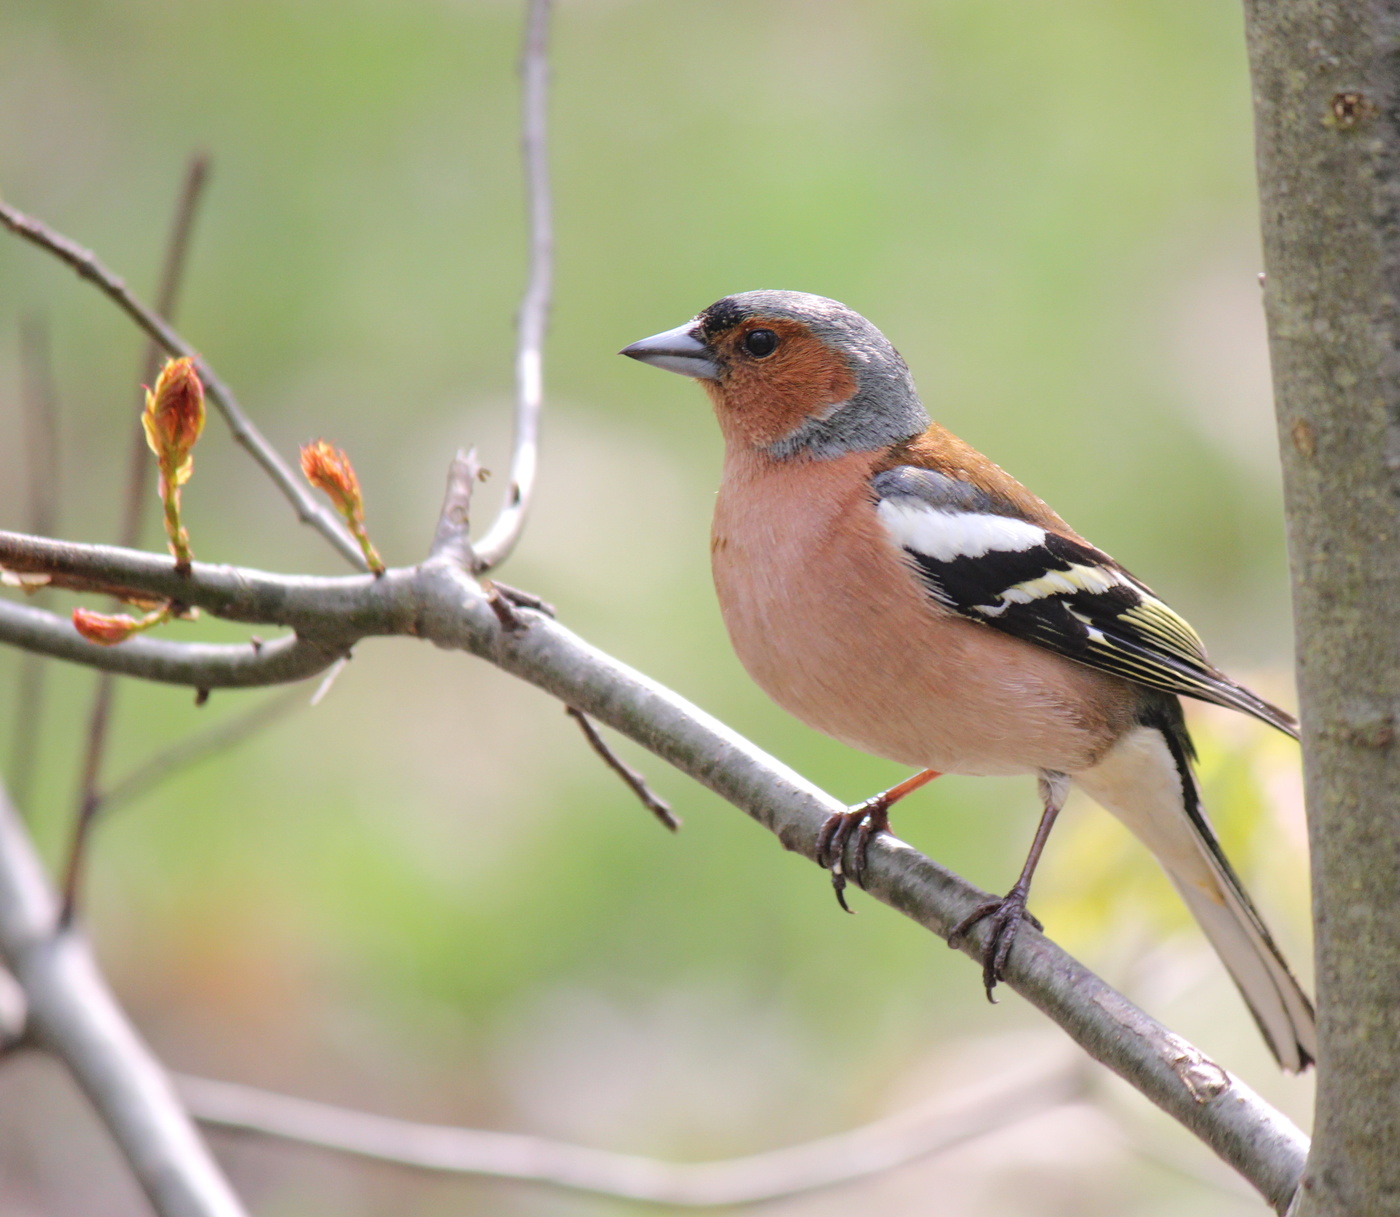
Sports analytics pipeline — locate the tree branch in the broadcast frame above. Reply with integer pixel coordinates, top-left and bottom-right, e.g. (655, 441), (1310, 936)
(0, 197), (366, 570)
(176, 1052), (1081, 1206)
(418, 557), (1311, 1211)
(0, 784), (247, 1217)
(0, 531), (394, 630)
(0, 522), (1311, 1209)
(0, 599), (343, 688)
(469, 0), (553, 571)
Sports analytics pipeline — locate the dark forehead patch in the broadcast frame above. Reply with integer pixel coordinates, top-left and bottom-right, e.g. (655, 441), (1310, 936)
(699, 296), (753, 337)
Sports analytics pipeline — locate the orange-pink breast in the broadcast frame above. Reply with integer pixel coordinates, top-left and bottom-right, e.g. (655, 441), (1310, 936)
(710, 447), (1135, 776)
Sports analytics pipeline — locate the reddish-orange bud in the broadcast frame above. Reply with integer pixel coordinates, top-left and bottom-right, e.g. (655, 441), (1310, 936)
(143, 357), (206, 484)
(72, 608), (142, 646)
(300, 439), (385, 574)
(300, 440), (362, 516)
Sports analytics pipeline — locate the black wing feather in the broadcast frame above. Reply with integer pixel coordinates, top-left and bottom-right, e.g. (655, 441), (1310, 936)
(872, 467), (1298, 738)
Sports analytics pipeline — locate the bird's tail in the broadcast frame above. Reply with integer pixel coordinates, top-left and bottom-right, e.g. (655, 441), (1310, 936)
(1073, 702), (1316, 1072)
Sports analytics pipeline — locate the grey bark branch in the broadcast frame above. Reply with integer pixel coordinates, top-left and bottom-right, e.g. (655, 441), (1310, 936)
(0, 598), (344, 688)
(176, 1053), (1081, 1206)
(0, 785), (246, 1217)
(1243, 6), (1400, 1213)
(0, 522), (1309, 1209)
(0, 197), (366, 570)
(470, 0), (553, 571)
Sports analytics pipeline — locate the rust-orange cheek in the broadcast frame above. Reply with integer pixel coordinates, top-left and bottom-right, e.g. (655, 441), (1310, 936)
(708, 329), (857, 451)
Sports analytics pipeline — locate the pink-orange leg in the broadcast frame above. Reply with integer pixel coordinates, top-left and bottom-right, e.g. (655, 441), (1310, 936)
(816, 768), (942, 912)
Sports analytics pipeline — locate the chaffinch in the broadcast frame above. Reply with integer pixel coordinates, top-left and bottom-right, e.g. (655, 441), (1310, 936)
(622, 290), (1315, 1073)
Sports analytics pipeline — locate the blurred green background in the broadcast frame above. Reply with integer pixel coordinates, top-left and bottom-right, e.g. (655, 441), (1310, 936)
(0, 1), (1312, 1214)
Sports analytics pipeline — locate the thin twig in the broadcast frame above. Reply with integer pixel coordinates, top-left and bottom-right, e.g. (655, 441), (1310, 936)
(65, 157), (214, 927)
(178, 1054), (1081, 1206)
(0, 196), (366, 570)
(0, 784), (247, 1217)
(7, 316), (61, 813)
(566, 705), (679, 830)
(470, 0), (553, 571)
(94, 687), (304, 821)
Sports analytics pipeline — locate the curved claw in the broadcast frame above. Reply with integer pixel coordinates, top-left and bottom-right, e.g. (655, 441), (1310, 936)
(815, 800), (891, 913)
(947, 886), (1040, 1002)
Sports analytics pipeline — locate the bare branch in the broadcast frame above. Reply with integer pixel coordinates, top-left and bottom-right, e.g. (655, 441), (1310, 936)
(68, 154), (215, 926)
(0, 530), (394, 629)
(0, 196), (366, 570)
(0, 524), (1313, 1206)
(0, 784), (247, 1217)
(0, 599), (344, 688)
(470, 0), (553, 571)
(416, 559), (1311, 1213)
(8, 316), (62, 811)
(566, 705), (679, 830)
(429, 448), (483, 569)
(178, 1053), (1081, 1206)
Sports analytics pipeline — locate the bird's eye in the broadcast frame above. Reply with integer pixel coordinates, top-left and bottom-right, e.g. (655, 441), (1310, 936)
(742, 329), (778, 358)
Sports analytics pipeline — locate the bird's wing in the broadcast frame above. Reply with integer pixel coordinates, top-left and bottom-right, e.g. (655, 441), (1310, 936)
(870, 465), (1298, 738)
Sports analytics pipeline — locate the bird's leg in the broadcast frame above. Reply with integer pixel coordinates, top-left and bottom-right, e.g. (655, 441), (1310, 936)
(947, 771), (1069, 1001)
(816, 768), (942, 912)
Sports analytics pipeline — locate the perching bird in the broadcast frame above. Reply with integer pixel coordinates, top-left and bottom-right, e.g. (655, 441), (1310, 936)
(622, 290), (1316, 1072)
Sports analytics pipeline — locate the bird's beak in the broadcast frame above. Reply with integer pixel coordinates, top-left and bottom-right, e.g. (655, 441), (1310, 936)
(620, 321), (720, 380)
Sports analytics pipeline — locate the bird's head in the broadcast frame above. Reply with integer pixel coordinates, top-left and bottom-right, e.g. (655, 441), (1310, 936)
(621, 290), (928, 460)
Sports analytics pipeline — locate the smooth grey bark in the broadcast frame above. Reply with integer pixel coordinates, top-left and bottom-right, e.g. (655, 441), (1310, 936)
(0, 788), (247, 1217)
(1243, 5), (1400, 1213)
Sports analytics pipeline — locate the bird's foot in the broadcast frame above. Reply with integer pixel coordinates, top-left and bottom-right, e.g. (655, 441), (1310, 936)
(947, 884), (1043, 1002)
(815, 798), (891, 914)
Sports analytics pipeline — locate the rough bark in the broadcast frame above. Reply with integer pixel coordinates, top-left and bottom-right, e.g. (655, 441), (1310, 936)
(1243, 5), (1400, 1213)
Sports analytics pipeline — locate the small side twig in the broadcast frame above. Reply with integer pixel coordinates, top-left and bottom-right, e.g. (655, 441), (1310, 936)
(566, 705), (679, 831)
(7, 315), (61, 813)
(469, 0), (554, 571)
(429, 448), (483, 569)
(66, 157), (213, 928)
(0, 196), (366, 570)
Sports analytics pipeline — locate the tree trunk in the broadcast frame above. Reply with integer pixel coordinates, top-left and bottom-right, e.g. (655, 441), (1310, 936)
(1242, 4), (1400, 1213)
